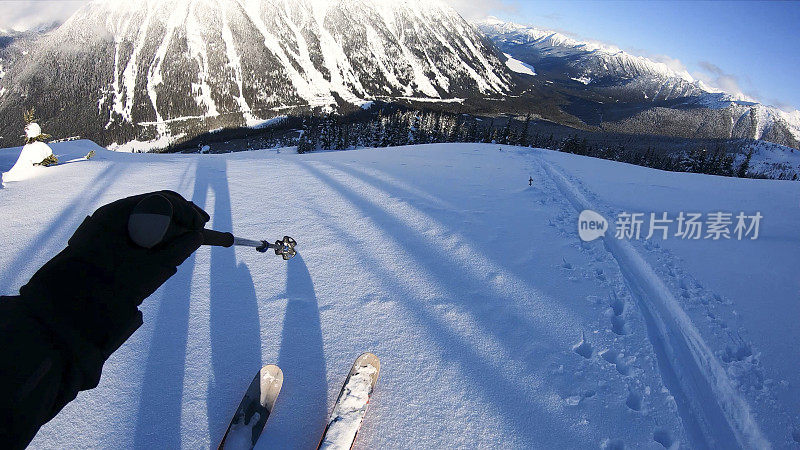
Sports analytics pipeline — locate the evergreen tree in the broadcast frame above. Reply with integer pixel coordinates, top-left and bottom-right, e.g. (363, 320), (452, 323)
(447, 116), (462, 142)
(409, 113), (422, 144)
(518, 114), (531, 146)
(737, 149), (753, 178)
(481, 119), (494, 143)
(319, 113), (335, 150)
(297, 128), (313, 154)
(431, 113), (442, 143)
(464, 119), (478, 143)
(498, 116), (512, 145)
(23, 107), (53, 144)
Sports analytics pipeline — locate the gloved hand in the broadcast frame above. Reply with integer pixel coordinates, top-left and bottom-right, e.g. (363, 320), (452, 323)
(19, 190), (209, 359)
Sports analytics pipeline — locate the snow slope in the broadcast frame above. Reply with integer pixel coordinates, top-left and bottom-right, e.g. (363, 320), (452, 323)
(503, 53), (535, 76)
(0, 141), (798, 448)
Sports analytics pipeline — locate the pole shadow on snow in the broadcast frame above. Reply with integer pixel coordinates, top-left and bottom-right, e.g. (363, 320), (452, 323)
(302, 200), (575, 446)
(133, 160), (208, 448)
(202, 158), (263, 445)
(257, 254), (328, 449)
(300, 161), (566, 354)
(133, 158), (262, 447)
(294, 160), (577, 444)
(0, 164), (123, 295)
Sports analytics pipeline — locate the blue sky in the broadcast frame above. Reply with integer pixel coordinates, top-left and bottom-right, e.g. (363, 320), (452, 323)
(453, 0), (800, 112)
(2, 0), (798, 111)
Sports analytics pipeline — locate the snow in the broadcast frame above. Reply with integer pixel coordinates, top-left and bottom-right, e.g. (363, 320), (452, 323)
(738, 140), (800, 179)
(0, 140), (797, 448)
(542, 161), (768, 448)
(223, 413), (261, 450)
(319, 363), (377, 449)
(503, 53), (535, 76)
(249, 116), (286, 130)
(25, 122), (42, 140)
(572, 76), (592, 85)
(107, 132), (186, 153)
(1, 141), (54, 183)
(390, 96), (465, 104)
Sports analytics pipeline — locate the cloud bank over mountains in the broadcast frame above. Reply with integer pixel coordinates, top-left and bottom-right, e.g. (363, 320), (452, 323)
(0, 0), (86, 32)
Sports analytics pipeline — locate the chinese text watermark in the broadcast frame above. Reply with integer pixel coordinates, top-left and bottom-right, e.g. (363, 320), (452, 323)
(578, 210), (762, 242)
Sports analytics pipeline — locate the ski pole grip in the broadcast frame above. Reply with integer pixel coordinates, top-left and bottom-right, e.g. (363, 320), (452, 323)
(201, 229), (235, 248)
(128, 194), (174, 249)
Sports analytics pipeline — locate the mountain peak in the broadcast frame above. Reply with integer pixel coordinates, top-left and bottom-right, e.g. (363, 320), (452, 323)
(1, 0), (509, 150)
(476, 18), (695, 83)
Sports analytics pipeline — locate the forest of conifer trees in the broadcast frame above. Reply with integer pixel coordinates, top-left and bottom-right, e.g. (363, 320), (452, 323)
(292, 110), (761, 179)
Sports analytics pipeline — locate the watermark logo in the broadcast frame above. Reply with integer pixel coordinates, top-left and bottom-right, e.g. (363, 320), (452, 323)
(577, 210), (763, 242)
(578, 209), (608, 242)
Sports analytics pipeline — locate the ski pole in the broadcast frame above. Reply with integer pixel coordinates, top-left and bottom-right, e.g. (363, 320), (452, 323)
(127, 193), (297, 260)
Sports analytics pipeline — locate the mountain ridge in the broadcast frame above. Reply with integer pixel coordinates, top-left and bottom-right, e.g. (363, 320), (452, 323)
(0, 0), (510, 150)
(477, 18), (800, 147)
(0, 5), (797, 152)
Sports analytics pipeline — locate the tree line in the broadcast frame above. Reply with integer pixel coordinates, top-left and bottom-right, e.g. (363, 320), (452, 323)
(294, 110), (770, 179)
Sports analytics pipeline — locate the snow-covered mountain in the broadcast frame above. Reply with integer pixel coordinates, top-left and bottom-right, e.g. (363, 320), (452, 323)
(0, 24), (58, 107)
(0, 0), (510, 150)
(477, 18), (800, 149)
(2, 8), (798, 153)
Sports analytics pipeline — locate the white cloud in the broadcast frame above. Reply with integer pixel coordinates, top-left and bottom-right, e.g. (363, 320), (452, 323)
(444, 0), (519, 20)
(692, 60), (761, 103)
(0, 1), (88, 32)
(5, 0), (512, 30)
(646, 54), (692, 78)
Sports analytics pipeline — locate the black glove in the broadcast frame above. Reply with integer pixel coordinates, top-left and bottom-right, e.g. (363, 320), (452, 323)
(19, 190), (209, 362)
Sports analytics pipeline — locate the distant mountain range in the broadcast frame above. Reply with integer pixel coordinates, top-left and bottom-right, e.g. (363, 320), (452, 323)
(0, 1), (797, 153)
(477, 18), (800, 149)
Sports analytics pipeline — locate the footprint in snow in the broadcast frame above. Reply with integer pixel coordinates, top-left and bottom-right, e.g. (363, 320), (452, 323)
(653, 428), (675, 448)
(721, 343), (752, 363)
(611, 315), (628, 336)
(573, 332), (593, 359)
(610, 295), (625, 316)
(600, 349), (631, 376)
(625, 390), (643, 412)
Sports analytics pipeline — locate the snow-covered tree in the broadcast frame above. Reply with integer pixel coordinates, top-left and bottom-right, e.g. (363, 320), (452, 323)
(23, 108), (52, 144)
(2, 109), (58, 183)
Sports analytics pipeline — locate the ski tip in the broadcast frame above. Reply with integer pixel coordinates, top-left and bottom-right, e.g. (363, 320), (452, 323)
(354, 352), (381, 381)
(260, 365), (283, 386)
(259, 365), (283, 410)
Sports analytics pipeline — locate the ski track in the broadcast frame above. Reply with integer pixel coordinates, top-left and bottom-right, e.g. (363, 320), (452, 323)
(1, 141), (796, 448)
(536, 155), (770, 449)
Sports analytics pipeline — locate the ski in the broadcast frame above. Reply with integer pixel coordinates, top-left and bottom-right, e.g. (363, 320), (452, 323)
(218, 364), (283, 450)
(317, 353), (381, 450)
